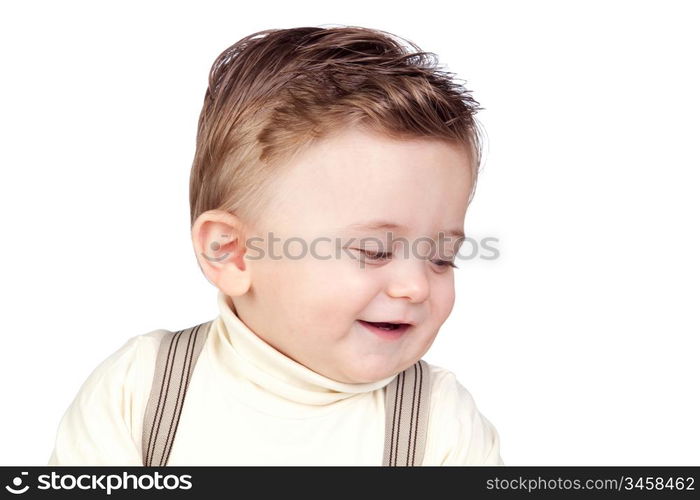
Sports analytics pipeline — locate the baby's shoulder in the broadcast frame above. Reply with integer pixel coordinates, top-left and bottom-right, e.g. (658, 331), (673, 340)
(424, 362), (479, 412)
(103, 328), (170, 370)
(421, 361), (502, 464)
(422, 361), (492, 440)
(73, 328), (171, 402)
(130, 328), (170, 359)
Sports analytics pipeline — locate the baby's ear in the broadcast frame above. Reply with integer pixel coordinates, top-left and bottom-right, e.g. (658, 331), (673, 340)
(191, 209), (252, 296)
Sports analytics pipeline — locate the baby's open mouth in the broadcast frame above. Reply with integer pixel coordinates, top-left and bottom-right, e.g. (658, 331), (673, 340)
(358, 320), (412, 337)
(369, 322), (401, 330)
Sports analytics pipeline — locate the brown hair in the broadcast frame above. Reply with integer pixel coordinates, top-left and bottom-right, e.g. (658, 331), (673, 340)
(189, 25), (483, 228)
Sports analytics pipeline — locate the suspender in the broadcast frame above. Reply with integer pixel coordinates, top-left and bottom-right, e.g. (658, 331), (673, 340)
(142, 320), (431, 466)
(142, 321), (211, 468)
(382, 358), (431, 466)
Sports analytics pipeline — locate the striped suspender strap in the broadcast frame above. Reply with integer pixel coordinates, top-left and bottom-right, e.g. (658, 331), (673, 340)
(382, 359), (432, 466)
(142, 320), (213, 467)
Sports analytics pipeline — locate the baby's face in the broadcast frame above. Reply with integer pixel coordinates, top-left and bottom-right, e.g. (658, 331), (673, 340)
(236, 126), (473, 383)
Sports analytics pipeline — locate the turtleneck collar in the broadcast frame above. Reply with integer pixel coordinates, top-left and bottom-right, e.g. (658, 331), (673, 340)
(207, 290), (397, 411)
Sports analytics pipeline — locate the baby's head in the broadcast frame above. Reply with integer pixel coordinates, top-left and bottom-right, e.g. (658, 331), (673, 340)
(190, 26), (481, 384)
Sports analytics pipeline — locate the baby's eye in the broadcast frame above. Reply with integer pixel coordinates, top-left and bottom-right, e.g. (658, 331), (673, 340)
(353, 248), (392, 261)
(351, 248), (458, 269)
(431, 259), (458, 269)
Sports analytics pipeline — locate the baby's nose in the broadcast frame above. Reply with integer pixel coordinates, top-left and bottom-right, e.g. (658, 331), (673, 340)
(385, 258), (430, 303)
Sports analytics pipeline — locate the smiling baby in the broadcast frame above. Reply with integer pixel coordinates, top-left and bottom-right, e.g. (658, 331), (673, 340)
(48, 25), (503, 466)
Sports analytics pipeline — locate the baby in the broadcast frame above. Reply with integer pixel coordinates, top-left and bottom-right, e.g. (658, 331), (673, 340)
(48, 25), (503, 466)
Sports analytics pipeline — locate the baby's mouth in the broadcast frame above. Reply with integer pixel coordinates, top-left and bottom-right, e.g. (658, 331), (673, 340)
(357, 320), (412, 337)
(368, 322), (402, 330)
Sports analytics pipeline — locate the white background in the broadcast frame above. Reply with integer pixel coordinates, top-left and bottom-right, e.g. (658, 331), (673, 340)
(1, 0), (698, 466)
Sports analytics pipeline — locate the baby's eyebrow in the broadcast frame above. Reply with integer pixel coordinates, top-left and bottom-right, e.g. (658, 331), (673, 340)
(342, 219), (465, 240)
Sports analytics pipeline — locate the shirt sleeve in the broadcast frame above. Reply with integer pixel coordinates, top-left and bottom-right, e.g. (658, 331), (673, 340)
(424, 367), (504, 465)
(47, 335), (149, 466)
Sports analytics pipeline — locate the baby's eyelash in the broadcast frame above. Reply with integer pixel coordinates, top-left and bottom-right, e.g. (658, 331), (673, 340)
(434, 260), (458, 269)
(353, 249), (458, 268)
(356, 248), (392, 260)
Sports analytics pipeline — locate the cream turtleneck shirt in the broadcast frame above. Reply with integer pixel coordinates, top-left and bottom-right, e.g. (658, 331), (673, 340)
(48, 291), (503, 465)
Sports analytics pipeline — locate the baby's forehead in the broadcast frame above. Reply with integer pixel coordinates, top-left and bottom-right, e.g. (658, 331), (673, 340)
(264, 144), (472, 210)
(337, 220), (464, 240)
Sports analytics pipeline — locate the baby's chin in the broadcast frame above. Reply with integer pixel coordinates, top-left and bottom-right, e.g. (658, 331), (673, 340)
(328, 356), (416, 384)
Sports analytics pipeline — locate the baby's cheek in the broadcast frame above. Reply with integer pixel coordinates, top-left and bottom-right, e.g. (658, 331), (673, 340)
(433, 281), (456, 322)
